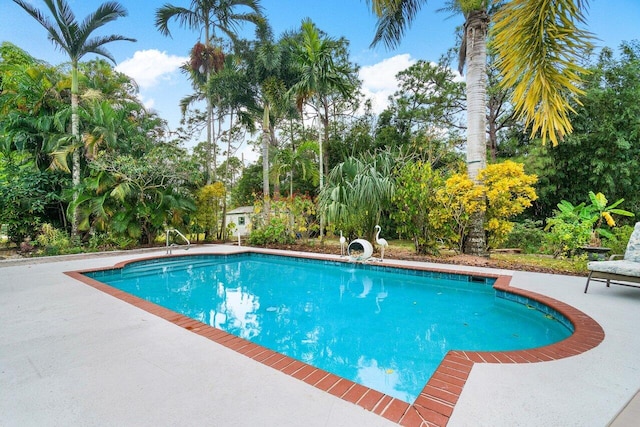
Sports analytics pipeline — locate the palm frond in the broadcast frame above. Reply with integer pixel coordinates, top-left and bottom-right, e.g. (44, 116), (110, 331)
(369, 0), (428, 49)
(154, 5), (196, 37)
(492, 0), (594, 145)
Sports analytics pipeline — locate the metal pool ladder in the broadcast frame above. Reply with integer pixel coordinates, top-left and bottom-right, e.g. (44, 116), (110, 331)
(166, 229), (191, 254)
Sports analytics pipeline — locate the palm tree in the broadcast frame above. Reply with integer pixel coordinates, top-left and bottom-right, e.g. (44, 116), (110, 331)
(179, 41), (226, 184)
(288, 19), (357, 237)
(319, 150), (397, 243)
(13, 0), (135, 237)
(155, 0), (264, 184)
(246, 24), (297, 221)
(0, 55), (67, 170)
(270, 140), (320, 199)
(492, 0), (593, 146)
(368, 0), (593, 255)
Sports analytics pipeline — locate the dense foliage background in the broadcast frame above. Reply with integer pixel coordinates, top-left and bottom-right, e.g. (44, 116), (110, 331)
(1, 1), (638, 258)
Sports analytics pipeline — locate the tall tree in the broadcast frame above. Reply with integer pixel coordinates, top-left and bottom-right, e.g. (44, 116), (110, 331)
(0, 45), (70, 241)
(270, 140), (319, 199)
(288, 19), (357, 237)
(368, 0), (592, 254)
(289, 20), (357, 180)
(155, 0), (264, 184)
(12, 0), (135, 237)
(546, 42), (640, 216)
(240, 24), (298, 220)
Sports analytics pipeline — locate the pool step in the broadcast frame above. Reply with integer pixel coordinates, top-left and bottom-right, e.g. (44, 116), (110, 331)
(120, 258), (218, 277)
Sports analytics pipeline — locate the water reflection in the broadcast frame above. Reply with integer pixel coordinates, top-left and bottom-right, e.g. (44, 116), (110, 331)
(95, 255), (571, 403)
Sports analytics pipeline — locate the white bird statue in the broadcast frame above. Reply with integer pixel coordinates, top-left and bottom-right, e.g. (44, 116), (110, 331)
(339, 230), (347, 257)
(374, 225), (389, 261)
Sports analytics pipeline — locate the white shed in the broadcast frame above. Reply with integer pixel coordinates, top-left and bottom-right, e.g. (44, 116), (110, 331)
(226, 206), (254, 236)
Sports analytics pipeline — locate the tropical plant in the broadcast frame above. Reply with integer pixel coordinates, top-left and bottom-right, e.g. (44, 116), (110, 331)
(492, 0), (594, 146)
(288, 19), (358, 236)
(0, 44), (68, 170)
(392, 161), (448, 254)
(544, 201), (594, 257)
(319, 150), (397, 243)
(248, 215), (294, 245)
(70, 143), (198, 244)
(288, 194), (318, 242)
(243, 24), (298, 217)
(34, 223), (72, 255)
(431, 161), (537, 251)
(602, 224), (635, 256)
(435, 172), (485, 253)
(585, 191), (635, 245)
(248, 196), (318, 245)
(0, 152), (67, 245)
(498, 220), (546, 254)
(13, 0), (135, 237)
(155, 0), (264, 185)
(544, 42), (640, 215)
(270, 140), (319, 199)
(249, 199), (292, 245)
(367, 0), (593, 254)
(545, 191), (635, 256)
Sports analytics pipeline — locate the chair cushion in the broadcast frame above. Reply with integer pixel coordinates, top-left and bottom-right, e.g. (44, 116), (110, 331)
(588, 260), (640, 278)
(623, 222), (640, 262)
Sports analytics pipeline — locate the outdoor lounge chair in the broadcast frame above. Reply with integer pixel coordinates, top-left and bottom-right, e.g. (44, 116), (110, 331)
(585, 222), (640, 293)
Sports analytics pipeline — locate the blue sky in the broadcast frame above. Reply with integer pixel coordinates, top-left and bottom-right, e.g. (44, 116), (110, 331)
(1, 0), (639, 157)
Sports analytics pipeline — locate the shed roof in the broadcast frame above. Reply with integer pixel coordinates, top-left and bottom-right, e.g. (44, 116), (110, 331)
(226, 206), (254, 215)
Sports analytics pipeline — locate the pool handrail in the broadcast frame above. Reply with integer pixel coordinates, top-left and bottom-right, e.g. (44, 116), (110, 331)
(166, 229), (191, 254)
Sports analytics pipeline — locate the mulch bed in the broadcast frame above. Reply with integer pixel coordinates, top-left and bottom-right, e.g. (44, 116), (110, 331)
(258, 242), (584, 276)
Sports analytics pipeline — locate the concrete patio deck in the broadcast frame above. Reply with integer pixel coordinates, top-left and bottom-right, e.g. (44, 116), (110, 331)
(1, 245), (639, 426)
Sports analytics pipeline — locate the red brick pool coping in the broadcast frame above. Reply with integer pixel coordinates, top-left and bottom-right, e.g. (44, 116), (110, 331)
(65, 251), (604, 427)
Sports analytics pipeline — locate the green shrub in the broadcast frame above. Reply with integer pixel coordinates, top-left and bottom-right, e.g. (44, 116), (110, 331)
(499, 220), (547, 253)
(602, 224), (635, 255)
(544, 217), (592, 257)
(88, 233), (136, 251)
(35, 223), (72, 255)
(249, 216), (294, 245)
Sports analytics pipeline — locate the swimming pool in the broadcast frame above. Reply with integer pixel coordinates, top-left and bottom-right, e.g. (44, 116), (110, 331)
(82, 252), (571, 403)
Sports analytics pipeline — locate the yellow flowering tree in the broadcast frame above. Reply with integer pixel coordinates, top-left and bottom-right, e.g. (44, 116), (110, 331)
(436, 172), (485, 253)
(436, 161), (537, 252)
(478, 161), (538, 247)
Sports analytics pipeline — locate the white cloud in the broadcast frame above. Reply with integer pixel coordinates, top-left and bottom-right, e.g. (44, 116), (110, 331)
(359, 53), (417, 114)
(139, 95), (155, 110)
(115, 49), (188, 89)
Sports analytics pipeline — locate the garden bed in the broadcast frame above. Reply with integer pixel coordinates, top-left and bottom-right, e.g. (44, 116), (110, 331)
(255, 241), (588, 276)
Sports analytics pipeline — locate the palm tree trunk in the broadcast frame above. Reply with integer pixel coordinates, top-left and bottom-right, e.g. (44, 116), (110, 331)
(70, 62), (80, 238)
(317, 103), (329, 239)
(262, 126), (270, 222)
(206, 97), (213, 185)
(321, 102), (330, 179)
(290, 121), (295, 198)
(221, 110), (234, 241)
(463, 9), (489, 256)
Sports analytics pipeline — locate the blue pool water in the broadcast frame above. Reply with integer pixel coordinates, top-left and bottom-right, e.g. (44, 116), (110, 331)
(85, 253), (572, 403)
